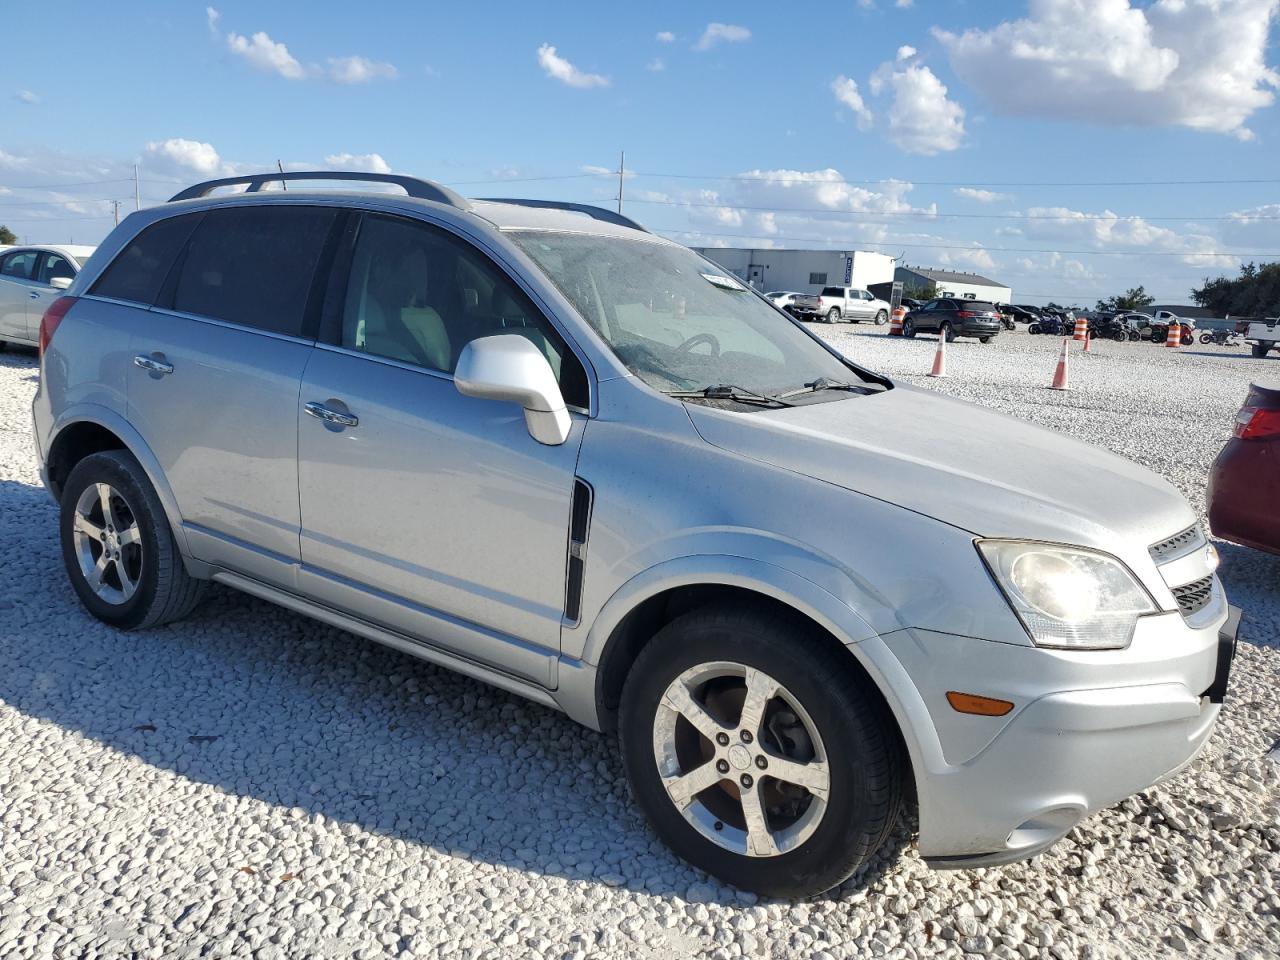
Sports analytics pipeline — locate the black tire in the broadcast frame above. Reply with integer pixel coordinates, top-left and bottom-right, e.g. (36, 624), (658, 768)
(941, 322), (956, 343)
(1199, 333), (1214, 345)
(1128, 330), (1140, 341)
(1254, 343), (1271, 358)
(619, 603), (903, 898)
(1028, 323), (1041, 335)
(874, 310), (888, 326)
(1110, 330), (1126, 342)
(902, 318), (916, 338)
(979, 336), (992, 344)
(826, 308), (841, 324)
(59, 451), (205, 630)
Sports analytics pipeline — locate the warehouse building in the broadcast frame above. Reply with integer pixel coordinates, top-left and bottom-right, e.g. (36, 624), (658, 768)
(690, 247), (896, 294)
(892, 265), (1012, 304)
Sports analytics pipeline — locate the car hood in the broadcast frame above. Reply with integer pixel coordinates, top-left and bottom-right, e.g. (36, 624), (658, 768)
(685, 384), (1195, 550)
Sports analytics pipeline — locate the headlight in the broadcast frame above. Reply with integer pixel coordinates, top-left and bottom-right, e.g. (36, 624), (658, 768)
(977, 540), (1157, 650)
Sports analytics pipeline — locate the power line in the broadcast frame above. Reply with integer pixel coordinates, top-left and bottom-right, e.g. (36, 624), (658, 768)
(626, 171), (1280, 188)
(655, 227), (1274, 259)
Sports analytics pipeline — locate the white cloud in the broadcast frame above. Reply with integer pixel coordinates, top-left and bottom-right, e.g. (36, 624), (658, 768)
(1020, 205), (1235, 268)
(868, 62), (966, 154)
(226, 30), (306, 79)
(205, 6), (220, 33)
(647, 58), (666, 72)
(954, 187), (1009, 203)
(15, 90), (38, 104)
(896, 45), (916, 61)
(326, 56), (397, 84)
(896, 0), (914, 6)
(323, 152), (391, 173)
(831, 76), (874, 130)
(143, 138), (231, 177)
(695, 23), (751, 51)
(536, 44), (609, 88)
(656, 30), (675, 43)
(937, 0), (1280, 140)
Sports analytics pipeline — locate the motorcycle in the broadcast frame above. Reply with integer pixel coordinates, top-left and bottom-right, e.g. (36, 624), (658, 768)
(1199, 329), (1241, 346)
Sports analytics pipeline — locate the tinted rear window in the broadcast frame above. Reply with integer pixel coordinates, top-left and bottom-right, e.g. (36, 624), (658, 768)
(171, 206), (338, 337)
(964, 302), (997, 311)
(92, 214), (202, 305)
(821, 287), (844, 297)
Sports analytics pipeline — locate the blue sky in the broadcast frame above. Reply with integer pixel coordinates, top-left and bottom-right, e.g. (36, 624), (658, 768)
(3, 0), (1280, 306)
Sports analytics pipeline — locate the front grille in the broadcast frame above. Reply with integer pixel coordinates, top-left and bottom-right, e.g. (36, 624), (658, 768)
(1149, 524), (1205, 563)
(1171, 576), (1214, 618)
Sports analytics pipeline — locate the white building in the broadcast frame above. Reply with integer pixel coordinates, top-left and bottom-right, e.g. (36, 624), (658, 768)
(690, 247), (896, 294)
(895, 266), (1012, 304)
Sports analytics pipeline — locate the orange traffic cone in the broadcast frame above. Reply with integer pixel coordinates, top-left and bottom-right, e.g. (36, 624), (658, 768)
(1165, 322), (1182, 348)
(1083, 330), (1092, 353)
(1073, 314), (1088, 341)
(928, 331), (947, 377)
(1050, 338), (1070, 390)
(889, 306), (905, 337)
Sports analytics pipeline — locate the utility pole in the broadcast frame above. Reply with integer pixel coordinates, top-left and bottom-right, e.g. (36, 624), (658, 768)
(617, 151), (625, 215)
(112, 200), (121, 226)
(133, 164), (140, 211)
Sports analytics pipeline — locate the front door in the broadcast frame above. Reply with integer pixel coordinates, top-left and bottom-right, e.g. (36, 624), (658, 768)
(296, 212), (590, 685)
(29, 251), (77, 340)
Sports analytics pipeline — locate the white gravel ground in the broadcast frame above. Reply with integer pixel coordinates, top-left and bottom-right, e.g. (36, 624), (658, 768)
(1, 329), (1277, 960)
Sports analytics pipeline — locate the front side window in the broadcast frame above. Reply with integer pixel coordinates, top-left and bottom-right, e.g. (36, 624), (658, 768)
(512, 232), (870, 397)
(171, 206), (338, 337)
(37, 253), (75, 285)
(340, 214), (588, 406)
(1, 251), (38, 279)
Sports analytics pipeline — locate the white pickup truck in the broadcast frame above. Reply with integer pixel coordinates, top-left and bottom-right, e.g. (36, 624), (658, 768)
(806, 286), (891, 325)
(1244, 317), (1280, 358)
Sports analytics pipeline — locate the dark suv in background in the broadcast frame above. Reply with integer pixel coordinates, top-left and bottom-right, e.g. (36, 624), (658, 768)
(902, 298), (1003, 343)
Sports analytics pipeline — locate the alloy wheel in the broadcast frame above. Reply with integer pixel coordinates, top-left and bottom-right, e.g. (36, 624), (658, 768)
(72, 482), (143, 605)
(652, 661), (830, 858)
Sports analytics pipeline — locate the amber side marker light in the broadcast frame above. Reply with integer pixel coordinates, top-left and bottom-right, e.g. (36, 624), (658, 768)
(946, 691), (1015, 717)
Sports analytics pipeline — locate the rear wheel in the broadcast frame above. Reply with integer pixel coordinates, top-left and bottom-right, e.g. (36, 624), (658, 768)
(941, 322), (956, 343)
(59, 451), (205, 629)
(826, 308), (841, 324)
(619, 604), (903, 898)
(874, 310), (888, 325)
(979, 336), (992, 344)
(1028, 323), (1041, 335)
(1254, 343), (1271, 358)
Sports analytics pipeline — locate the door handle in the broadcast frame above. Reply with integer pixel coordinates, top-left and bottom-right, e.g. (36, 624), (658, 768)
(133, 354), (174, 375)
(304, 401), (358, 428)
(29, 290), (41, 299)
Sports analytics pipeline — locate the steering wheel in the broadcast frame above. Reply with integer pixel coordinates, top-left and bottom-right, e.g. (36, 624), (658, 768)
(676, 332), (721, 356)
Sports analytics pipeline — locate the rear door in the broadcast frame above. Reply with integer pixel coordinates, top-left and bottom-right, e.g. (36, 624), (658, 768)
(0, 250), (40, 344)
(124, 204), (342, 585)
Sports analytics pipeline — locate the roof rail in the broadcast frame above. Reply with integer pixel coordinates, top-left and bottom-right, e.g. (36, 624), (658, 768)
(168, 171), (470, 211)
(476, 198), (648, 233)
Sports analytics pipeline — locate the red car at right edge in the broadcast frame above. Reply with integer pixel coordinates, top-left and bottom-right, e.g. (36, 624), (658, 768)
(1209, 381), (1280, 556)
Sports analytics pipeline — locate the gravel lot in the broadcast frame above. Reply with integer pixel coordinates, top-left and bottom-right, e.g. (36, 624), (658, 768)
(1, 329), (1277, 960)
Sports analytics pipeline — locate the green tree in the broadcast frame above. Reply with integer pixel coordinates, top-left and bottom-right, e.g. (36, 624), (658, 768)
(0, 225), (16, 245)
(1095, 286), (1154, 312)
(1193, 262), (1280, 317)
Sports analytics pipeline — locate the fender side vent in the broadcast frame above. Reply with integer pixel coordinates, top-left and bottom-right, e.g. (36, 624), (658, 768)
(565, 479), (593, 623)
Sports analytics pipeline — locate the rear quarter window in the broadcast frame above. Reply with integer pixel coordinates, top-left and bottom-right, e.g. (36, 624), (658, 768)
(170, 206), (339, 338)
(91, 214), (203, 305)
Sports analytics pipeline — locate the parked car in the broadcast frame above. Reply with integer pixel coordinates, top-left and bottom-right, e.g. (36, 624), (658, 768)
(765, 291), (803, 310)
(902, 298), (1003, 342)
(899, 297), (923, 312)
(0, 244), (95, 349)
(782, 292), (821, 319)
(1208, 381), (1280, 555)
(999, 304), (1039, 325)
(1243, 317), (1280, 358)
(810, 286), (891, 325)
(1154, 309), (1196, 332)
(33, 171), (1236, 897)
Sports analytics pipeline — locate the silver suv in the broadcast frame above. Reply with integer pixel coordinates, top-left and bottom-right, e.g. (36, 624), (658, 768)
(33, 171), (1237, 897)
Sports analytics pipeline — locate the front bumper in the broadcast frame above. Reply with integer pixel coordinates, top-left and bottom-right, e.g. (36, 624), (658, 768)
(876, 605), (1238, 869)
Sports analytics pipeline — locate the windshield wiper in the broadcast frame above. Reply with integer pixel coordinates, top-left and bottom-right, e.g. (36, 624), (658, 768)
(664, 384), (797, 408)
(775, 376), (882, 399)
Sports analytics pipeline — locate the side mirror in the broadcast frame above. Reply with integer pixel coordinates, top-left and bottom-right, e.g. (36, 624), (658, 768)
(50, 276), (72, 290)
(454, 334), (572, 446)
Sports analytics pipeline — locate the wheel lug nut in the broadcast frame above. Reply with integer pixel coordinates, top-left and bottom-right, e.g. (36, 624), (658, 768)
(739, 774), (753, 788)
(755, 756), (767, 769)
(715, 732), (729, 746)
(740, 730), (753, 744)
(716, 759), (730, 774)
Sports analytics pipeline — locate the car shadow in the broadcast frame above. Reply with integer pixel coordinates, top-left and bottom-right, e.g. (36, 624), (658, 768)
(0, 475), (913, 904)
(1177, 350), (1267, 361)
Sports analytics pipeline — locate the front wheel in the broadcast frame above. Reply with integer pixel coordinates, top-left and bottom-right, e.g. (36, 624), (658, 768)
(1199, 333), (1214, 345)
(902, 318), (917, 338)
(874, 310), (888, 326)
(979, 336), (992, 344)
(1253, 343), (1271, 358)
(619, 604), (903, 898)
(1027, 323), (1041, 335)
(826, 308), (841, 324)
(59, 451), (205, 629)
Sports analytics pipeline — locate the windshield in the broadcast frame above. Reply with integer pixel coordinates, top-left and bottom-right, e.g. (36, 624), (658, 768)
(511, 232), (865, 395)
